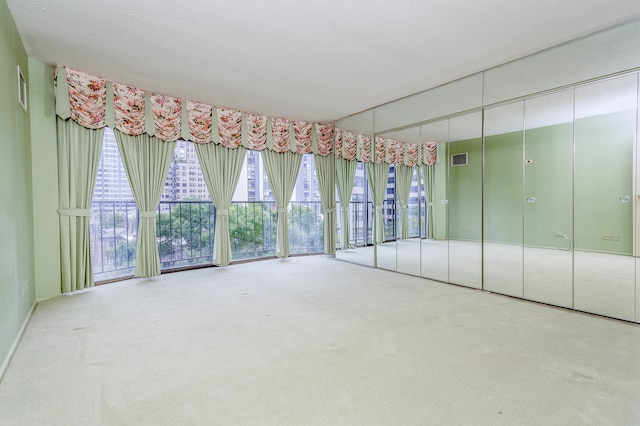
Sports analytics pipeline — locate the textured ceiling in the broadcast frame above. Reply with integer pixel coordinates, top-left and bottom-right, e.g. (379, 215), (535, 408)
(6, 0), (640, 122)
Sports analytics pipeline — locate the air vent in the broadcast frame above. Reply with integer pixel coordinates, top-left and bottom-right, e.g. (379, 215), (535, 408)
(451, 152), (468, 166)
(17, 65), (27, 112)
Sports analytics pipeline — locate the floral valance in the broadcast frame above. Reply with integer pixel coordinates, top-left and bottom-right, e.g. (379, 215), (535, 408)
(335, 128), (437, 166)
(54, 66), (335, 156)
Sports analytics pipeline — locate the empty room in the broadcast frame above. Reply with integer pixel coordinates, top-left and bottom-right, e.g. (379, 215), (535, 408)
(1, 1), (640, 424)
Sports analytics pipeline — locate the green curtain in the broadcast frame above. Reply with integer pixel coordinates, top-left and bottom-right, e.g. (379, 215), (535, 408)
(57, 118), (104, 293)
(395, 165), (414, 240)
(314, 154), (336, 255)
(262, 150), (302, 258)
(114, 130), (175, 277)
(366, 162), (391, 244)
(195, 143), (246, 266)
(335, 158), (357, 249)
(421, 164), (435, 238)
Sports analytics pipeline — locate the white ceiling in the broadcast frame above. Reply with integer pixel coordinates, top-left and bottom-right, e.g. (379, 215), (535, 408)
(7, 0), (640, 123)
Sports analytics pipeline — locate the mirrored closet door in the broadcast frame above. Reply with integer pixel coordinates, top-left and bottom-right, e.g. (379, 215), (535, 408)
(522, 90), (574, 308)
(420, 119), (449, 282)
(394, 126), (422, 276)
(573, 74), (637, 321)
(483, 102), (525, 297)
(447, 112), (482, 288)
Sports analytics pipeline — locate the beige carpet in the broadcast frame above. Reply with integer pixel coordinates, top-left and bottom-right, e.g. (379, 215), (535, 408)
(1, 256), (639, 425)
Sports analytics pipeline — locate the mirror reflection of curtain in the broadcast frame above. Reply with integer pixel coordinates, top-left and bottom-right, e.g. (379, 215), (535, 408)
(114, 130), (176, 277)
(195, 143), (246, 266)
(262, 150), (302, 258)
(57, 118), (104, 292)
(366, 162), (391, 244)
(336, 158), (357, 249)
(314, 154), (336, 254)
(395, 165), (414, 239)
(421, 142), (438, 239)
(421, 164), (435, 239)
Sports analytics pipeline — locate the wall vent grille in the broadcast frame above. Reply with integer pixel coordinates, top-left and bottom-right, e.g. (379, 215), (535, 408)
(451, 152), (468, 166)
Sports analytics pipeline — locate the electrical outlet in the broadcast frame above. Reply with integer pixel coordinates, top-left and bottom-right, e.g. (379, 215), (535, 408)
(555, 232), (564, 237)
(602, 234), (620, 241)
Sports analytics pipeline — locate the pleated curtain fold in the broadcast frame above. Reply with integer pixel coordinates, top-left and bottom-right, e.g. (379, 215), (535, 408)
(313, 155), (336, 254)
(262, 150), (302, 258)
(114, 130), (175, 277)
(335, 158), (357, 249)
(366, 162), (391, 244)
(195, 143), (246, 266)
(421, 164), (435, 239)
(395, 165), (414, 240)
(57, 118), (104, 293)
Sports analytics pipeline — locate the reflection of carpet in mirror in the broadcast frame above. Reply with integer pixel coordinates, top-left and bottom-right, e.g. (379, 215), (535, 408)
(348, 239), (637, 322)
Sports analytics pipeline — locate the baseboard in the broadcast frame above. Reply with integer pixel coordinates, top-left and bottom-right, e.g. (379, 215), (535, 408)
(0, 301), (37, 383)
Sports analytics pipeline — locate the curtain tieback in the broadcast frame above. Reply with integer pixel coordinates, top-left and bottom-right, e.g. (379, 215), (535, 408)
(140, 210), (157, 218)
(217, 209), (229, 217)
(277, 208), (288, 214)
(324, 208), (336, 214)
(375, 206), (383, 212)
(57, 208), (90, 217)
(341, 207), (349, 213)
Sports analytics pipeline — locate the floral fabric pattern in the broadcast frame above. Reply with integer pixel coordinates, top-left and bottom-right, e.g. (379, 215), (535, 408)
(406, 143), (419, 167)
(358, 134), (372, 163)
(374, 137), (386, 163)
(113, 83), (145, 136)
(217, 107), (242, 148)
(186, 102), (213, 144)
(335, 128), (343, 158)
(315, 123), (334, 156)
(150, 93), (182, 141)
(56, 66), (354, 154)
(247, 113), (267, 150)
(271, 118), (291, 153)
(387, 139), (399, 164)
(343, 131), (357, 161)
(293, 121), (313, 154)
(424, 142), (437, 166)
(397, 142), (406, 165)
(66, 68), (107, 129)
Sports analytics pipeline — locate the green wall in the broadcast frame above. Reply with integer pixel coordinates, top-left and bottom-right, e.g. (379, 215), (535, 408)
(448, 138), (482, 241)
(456, 113), (633, 254)
(432, 143), (448, 240)
(523, 124), (573, 249)
(575, 111), (634, 255)
(0, 0), (36, 373)
(28, 58), (60, 300)
(483, 131), (524, 244)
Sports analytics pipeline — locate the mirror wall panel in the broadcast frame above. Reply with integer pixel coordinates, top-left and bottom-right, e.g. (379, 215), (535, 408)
(335, 110), (374, 267)
(573, 74), (638, 321)
(420, 119), (449, 282)
(368, 66), (640, 322)
(394, 126), (422, 276)
(447, 112), (483, 288)
(522, 90), (574, 308)
(483, 20), (640, 106)
(372, 130), (397, 271)
(637, 73), (640, 323)
(483, 102), (525, 297)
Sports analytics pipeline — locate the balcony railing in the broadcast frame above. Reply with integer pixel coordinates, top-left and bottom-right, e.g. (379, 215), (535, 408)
(90, 200), (326, 281)
(336, 199), (397, 247)
(334, 198), (425, 249)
